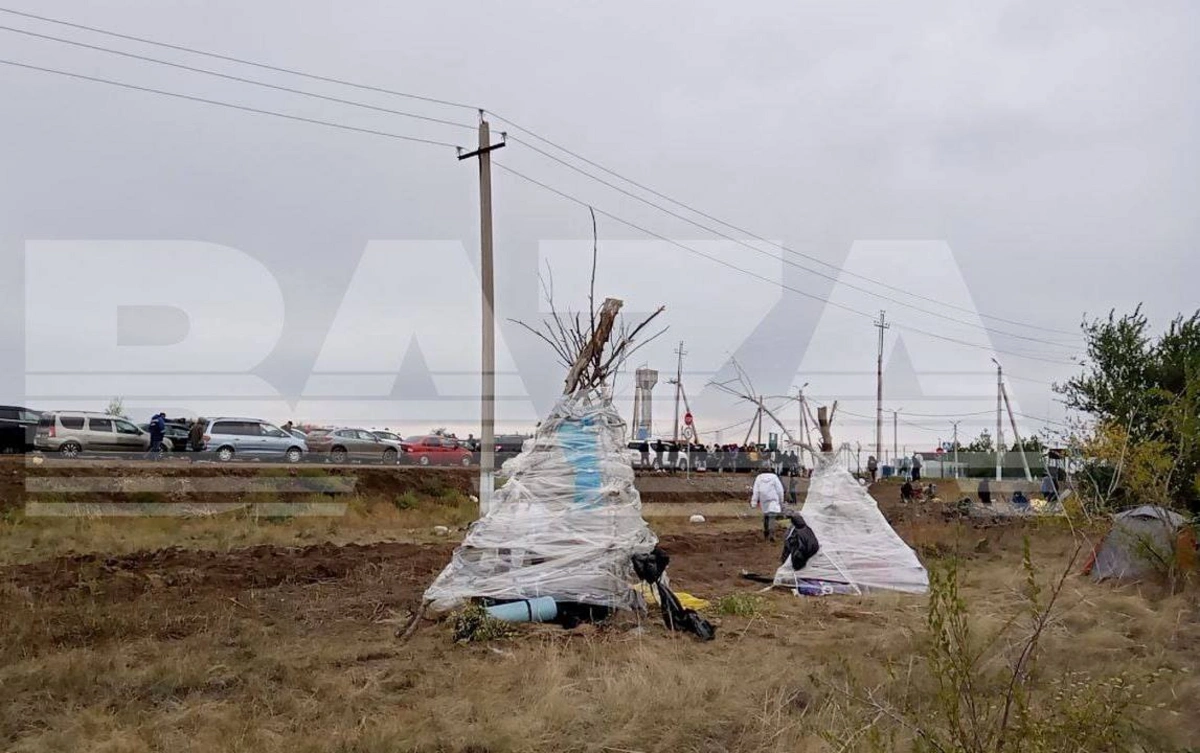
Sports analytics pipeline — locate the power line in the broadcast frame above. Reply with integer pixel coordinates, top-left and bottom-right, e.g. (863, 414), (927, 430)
(507, 133), (1078, 351)
(0, 23), (477, 131)
(1, 4), (1082, 342)
(493, 160), (1079, 366)
(0, 5), (480, 111)
(0, 58), (464, 149)
(490, 115), (1082, 340)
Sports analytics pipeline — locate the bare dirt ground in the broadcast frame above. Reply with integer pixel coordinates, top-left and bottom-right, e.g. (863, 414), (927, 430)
(1, 458), (1197, 752)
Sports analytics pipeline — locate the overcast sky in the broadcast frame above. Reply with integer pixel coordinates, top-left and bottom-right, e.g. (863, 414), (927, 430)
(1, 0), (1196, 454)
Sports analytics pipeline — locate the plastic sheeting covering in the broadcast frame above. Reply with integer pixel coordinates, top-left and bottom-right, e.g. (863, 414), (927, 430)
(774, 457), (929, 594)
(424, 390), (658, 612)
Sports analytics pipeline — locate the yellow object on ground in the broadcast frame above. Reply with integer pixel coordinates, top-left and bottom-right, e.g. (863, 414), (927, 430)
(638, 583), (710, 610)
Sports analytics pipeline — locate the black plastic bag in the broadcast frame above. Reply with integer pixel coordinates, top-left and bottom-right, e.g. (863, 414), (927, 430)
(632, 547), (716, 641)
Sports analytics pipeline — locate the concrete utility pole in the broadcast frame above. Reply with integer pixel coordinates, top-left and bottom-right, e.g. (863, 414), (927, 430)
(992, 358), (1003, 482)
(1001, 382), (1033, 482)
(951, 420), (961, 479)
(672, 341), (685, 442)
(797, 382), (809, 466)
(757, 395), (764, 446)
(873, 311), (889, 464)
(458, 114), (506, 515)
(892, 408), (900, 466)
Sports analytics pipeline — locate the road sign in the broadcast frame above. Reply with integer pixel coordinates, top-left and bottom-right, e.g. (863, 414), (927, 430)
(683, 411), (693, 426)
(681, 425), (696, 441)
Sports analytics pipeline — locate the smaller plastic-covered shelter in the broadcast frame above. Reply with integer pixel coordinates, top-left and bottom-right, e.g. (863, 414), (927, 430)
(774, 457), (928, 594)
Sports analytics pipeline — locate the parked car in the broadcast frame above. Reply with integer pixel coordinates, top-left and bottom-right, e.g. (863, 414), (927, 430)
(400, 435), (473, 466)
(494, 433), (530, 465)
(35, 411), (149, 457)
(138, 420), (191, 451)
(201, 418), (307, 463)
(0, 406), (40, 453)
(305, 427), (401, 464)
(370, 430), (403, 444)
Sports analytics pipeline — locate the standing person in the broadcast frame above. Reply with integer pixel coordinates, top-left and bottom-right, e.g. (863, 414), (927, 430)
(188, 417), (206, 453)
(1040, 472), (1058, 502)
(787, 468), (799, 506)
(638, 439), (650, 469)
(283, 420), (295, 436)
(667, 441), (679, 474)
(911, 452), (923, 482)
(148, 412), (166, 460)
(653, 439), (665, 471)
(750, 469), (785, 542)
(867, 455), (879, 483)
(978, 476), (992, 505)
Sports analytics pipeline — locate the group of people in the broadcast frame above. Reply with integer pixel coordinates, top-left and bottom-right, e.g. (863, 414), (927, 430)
(635, 440), (806, 476)
(977, 471), (1061, 506)
(865, 452), (924, 483)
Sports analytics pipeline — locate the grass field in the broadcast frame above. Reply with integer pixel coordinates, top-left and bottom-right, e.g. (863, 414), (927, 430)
(1, 467), (1197, 752)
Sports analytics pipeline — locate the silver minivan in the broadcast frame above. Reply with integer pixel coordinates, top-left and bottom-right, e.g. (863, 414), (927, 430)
(35, 411), (150, 457)
(203, 417), (307, 462)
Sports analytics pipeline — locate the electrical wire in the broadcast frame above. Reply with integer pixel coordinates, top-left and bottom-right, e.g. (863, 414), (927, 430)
(0, 23), (477, 131)
(493, 160), (1079, 366)
(489, 114), (1082, 339)
(0, 58), (464, 149)
(0, 4), (1083, 342)
(0, 5), (479, 111)
(506, 133), (1078, 351)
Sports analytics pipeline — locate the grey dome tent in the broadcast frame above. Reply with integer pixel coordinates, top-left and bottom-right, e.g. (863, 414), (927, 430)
(1086, 505), (1192, 581)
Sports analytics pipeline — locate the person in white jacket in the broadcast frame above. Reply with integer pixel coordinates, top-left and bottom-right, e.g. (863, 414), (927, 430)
(750, 470), (785, 541)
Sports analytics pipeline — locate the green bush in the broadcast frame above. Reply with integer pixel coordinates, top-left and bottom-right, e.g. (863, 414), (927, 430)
(714, 593), (764, 617)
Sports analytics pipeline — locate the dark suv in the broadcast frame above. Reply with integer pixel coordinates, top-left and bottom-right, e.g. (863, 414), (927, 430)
(0, 406), (41, 453)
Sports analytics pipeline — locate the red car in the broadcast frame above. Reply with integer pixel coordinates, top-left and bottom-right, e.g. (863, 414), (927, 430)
(400, 435), (473, 466)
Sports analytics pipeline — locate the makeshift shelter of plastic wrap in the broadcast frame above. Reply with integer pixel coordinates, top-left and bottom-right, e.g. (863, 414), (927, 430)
(425, 390), (658, 612)
(774, 457), (929, 594)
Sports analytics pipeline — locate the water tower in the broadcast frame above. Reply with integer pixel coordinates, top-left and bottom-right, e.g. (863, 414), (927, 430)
(631, 368), (658, 440)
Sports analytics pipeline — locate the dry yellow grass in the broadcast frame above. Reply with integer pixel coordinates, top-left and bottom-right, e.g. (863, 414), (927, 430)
(1, 494), (1197, 752)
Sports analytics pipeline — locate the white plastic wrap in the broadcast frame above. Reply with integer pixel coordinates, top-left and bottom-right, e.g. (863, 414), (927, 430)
(775, 457), (929, 594)
(425, 390), (658, 612)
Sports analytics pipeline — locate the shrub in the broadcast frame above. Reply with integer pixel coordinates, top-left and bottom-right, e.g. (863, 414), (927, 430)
(451, 603), (515, 643)
(392, 492), (420, 511)
(827, 539), (1158, 752)
(714, 593), (764, 617)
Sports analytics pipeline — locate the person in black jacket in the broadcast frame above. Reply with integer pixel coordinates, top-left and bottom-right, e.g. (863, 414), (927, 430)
(781, 513), (820, 571)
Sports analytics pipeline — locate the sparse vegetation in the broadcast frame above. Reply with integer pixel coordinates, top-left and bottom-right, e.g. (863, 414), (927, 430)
(1, 461), (1197, 752)
(714, 592), (765, 617)
(450, 603), (516, 643)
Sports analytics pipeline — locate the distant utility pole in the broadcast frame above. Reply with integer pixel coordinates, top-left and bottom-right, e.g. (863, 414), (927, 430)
(458, 113), (506, 515)
(797, 381), (809, 466)
(873, 311), (889, 464)
(892, 408), (900, 466)
(992, 358), (1003, 482)
(672, 341), (686, 442)
(950, 420), (961, 479)
(1000, 380), (1033, 482)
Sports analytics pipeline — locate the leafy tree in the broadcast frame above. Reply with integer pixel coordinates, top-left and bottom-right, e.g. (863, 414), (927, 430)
(1011, 435), (1045, 453)
(1058, 307), (1200, 510)
(105, 396), (125, 417)
(964, 430), (994, 453)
